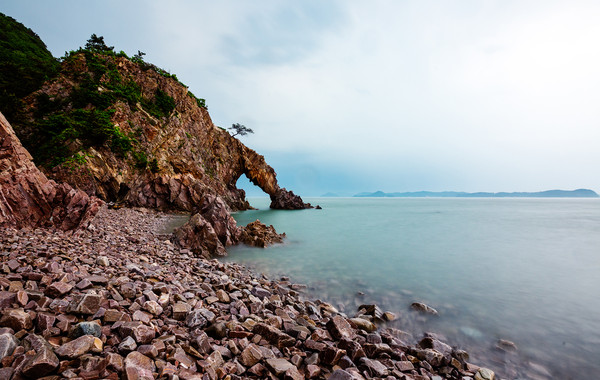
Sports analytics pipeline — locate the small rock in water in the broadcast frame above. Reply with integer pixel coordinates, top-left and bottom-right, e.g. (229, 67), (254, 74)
(474, 367), (496, 380)
(496, 338), (518, 352)
(410, 302), (438, 315)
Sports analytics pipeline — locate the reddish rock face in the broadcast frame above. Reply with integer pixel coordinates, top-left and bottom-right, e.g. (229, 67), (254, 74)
(0, 112), (102, 230)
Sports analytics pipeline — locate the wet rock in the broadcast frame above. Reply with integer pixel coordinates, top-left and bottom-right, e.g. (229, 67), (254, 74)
(350, 317), (377, 333)
(410, 302), (438, 315)
(474, 367), (496, 380)
(270, 188), (313, 210)
(496, 339), (518, 352)
(239, 220), (285, 248)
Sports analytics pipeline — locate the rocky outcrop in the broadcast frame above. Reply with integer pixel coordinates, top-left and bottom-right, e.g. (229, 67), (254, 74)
(172, 195), (286, 257)
(270, 187), (313, 210)
(239, 220), (286, 248)
(18, 52), (310, 212)
(172, 213), (228, 258)
(0, 111), (102, 230)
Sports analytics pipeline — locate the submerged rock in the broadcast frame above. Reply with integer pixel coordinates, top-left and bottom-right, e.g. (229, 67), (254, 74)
(410, 302), (439, 315)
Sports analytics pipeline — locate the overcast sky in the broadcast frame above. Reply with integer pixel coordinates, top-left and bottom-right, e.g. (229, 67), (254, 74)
(4, 1), (600, 196)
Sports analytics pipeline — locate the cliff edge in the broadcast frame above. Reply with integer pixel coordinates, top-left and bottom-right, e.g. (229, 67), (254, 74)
(0, 111), (102, 230)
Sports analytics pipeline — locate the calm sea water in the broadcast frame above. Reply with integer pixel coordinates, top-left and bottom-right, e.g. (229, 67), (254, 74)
(224, 197), (600, 379)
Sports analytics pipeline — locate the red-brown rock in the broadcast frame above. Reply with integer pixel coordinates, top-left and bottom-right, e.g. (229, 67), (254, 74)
(0, 308), (33, 331)
(0, 112), (102, 230)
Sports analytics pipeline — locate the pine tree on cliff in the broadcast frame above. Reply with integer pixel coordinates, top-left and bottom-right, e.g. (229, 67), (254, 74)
(228, 123), (254, 138)
(84, 34), (114, 53)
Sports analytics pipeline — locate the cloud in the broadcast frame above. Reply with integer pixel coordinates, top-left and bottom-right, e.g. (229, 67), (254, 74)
(3, 0), (600, 194)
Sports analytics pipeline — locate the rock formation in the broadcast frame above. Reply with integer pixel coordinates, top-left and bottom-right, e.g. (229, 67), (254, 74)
(238, 220), (286, 248)
(172, 195), (286, 257)
(17, 51), (311, 212)
(0, 111), (102, 230)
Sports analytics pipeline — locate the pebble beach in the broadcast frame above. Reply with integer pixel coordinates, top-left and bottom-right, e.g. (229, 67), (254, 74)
(0, 206), (494, 379)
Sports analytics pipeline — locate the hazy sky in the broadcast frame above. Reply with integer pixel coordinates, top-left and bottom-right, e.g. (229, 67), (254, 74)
(4, 1), (600, 196)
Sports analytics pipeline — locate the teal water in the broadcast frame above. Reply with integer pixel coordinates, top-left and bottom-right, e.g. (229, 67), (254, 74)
(224, 197), (600, 379)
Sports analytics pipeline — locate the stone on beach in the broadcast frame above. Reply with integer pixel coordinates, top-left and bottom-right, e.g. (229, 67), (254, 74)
(0, 205), (499, 380)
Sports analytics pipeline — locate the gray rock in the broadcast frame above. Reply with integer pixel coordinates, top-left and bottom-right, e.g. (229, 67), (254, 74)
(70, 321), (102, 338)
(0, 332), (18, 360)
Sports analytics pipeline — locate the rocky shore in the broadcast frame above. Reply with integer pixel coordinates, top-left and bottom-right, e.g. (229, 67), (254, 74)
(0, 206), (496, 380)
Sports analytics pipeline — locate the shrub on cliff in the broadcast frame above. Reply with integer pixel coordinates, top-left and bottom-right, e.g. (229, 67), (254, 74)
(0, 12), (60, 122)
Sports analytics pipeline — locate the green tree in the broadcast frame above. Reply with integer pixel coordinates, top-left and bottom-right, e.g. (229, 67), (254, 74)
(0, 12), (60, 122)
(84, 34), (114, 53)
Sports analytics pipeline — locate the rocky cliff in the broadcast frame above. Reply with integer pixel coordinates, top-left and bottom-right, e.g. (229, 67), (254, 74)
(0, 111), (102, 230)
(15, 50), (310, 213)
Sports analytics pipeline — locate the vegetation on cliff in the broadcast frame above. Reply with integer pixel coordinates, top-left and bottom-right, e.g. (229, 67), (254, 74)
(2, 14), (310, 214)
(0, 12), (60, 122)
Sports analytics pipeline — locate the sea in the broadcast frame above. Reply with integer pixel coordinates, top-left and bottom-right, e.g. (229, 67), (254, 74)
(223, 197), (600, 379)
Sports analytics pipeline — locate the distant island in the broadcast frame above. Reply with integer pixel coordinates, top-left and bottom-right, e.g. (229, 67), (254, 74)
(353, 189), (599, 198)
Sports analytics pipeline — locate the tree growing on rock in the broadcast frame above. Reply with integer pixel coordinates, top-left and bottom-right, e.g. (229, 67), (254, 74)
(84, 34), (114, 53)
(228, 123), (254, 138)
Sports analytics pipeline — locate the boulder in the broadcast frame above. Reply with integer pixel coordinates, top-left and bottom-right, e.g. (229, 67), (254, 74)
(173, 213), (227, 258)
(239, 220), (285, 248)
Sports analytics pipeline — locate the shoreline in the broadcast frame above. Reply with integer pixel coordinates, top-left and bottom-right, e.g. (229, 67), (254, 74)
(0, 206), (493, 379)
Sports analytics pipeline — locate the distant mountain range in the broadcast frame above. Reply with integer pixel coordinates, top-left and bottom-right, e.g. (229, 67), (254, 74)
(353, 189), (599, 198)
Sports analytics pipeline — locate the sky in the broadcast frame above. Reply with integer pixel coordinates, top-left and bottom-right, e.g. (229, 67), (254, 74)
(3, 1), (600, 196)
